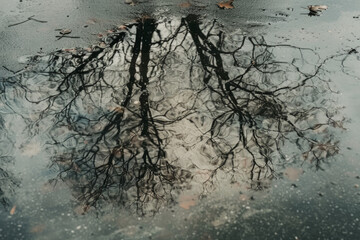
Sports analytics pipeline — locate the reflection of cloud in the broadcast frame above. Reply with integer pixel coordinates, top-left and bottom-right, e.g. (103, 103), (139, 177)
(20, 142), (41, 157)
(2, 15), (344, 214)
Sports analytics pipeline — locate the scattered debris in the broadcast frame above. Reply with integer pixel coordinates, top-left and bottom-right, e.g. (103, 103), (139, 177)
(348, 48), (358, 54)
(217, 0), (234, 9)
(8, 15), (47, 27)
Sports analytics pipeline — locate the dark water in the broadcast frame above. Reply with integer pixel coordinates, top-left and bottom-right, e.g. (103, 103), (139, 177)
(1, 1), (360, 239)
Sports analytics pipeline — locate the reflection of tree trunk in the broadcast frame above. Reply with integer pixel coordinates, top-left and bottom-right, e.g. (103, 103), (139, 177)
(185, 15), (229, 83)
(185, 15), (259, 178)
(139, 18), (156, 137)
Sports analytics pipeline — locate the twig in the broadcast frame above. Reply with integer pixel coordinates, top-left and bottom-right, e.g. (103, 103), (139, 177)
(8, 15), (47, 27)
(55, 35), (81, 41)
(2, 66), (21, 74)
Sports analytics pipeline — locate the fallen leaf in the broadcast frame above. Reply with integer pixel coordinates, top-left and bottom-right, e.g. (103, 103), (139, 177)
(118, 25), (127, 30)
(10, 205), (16, 215)
(217, 0), (234, 9)
(308, 5), (328, 12)
(99, 42), (107, 48)
(97, 33), (106, 38)
(113, 106), (125, 113)
(74, 204), (91, 215)
(284, 167), (303, 181)
(86, 18), (98, 25)
(178, 195), (196, 210)
(179, 1), (191, 8)
(239, 194), (250, 201)
(30, 224), (45, 233)
(60, 29), (72, 35)
(64, 48), (77, 53)
(125, 0), (136, 5)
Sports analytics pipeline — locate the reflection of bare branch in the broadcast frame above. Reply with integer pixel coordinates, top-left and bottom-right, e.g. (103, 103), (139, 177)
(0, 117), (18, 208)
(2, 15), (345, 213)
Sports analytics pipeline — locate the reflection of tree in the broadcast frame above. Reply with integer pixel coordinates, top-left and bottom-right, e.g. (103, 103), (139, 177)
(3, 15), (344, 213)
(0, 115), (18, 208)
(183, 15), (343, 187)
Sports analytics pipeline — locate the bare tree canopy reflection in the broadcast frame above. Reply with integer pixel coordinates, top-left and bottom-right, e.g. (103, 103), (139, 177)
(2, 15), (345, 214)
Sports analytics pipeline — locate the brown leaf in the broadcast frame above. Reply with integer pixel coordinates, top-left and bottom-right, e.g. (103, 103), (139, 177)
(30, 224), (46, 233)
(86, 18), (98, 25)
(74, 204), (91, 215)
(308, 5), (328, 12)
(60, 29), (72, 35)
(178, 195), (196, 210)
(97, 33), (106, 38)
(284, 167), (303, 181)
(179, 1), (191, 8)
(239, 194), (250, 201)
(118, 25), (127, 30)
(113, 106), (125, 113)
(10, 205), (16, 215)
(99, 42), (107, 48)
(217, 0), (234, 9)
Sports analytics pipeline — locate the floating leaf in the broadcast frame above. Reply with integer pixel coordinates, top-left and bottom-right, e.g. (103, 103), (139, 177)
(30, 224), (45, 233)
(97, 33), (105, 38)
(86, 18), (98, 25)
(217, 0), (234, 9)
(113, 106), (125, 113)
(178, 195), (196, 209)
(124, 0), (136, 5)
(308, 5), (328, 12)
(74, 204), (91, 215)
(118, 25), (127, 30)
(60, 29), (72, 35)
(98, 42), (107, 48)
(10, 205), (16, 215)
(284, 167), (303, 181)
(179, 1), (191, 8)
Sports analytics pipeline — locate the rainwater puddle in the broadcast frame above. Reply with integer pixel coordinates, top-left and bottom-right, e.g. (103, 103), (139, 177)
(1, 1), (360, 240)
